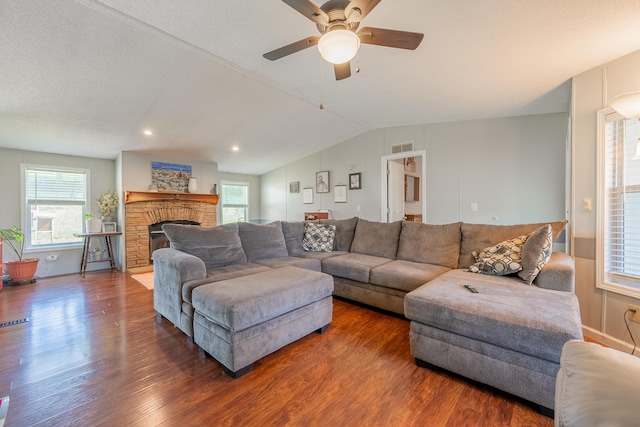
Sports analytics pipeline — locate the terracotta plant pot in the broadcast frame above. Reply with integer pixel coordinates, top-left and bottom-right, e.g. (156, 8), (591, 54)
(5, 258), (39, 281)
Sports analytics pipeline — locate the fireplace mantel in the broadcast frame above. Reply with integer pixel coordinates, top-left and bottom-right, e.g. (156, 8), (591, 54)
(124, 191), (219, 205)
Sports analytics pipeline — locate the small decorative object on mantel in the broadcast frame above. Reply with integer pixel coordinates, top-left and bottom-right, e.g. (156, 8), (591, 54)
(188, 177), (198, 193)
(97, 190), (119, 222)
(211, 183), (218, 194)
(349, 173), (361, 190)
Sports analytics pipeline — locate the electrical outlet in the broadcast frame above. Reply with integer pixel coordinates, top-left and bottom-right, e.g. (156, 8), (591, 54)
(628, 305), (640, 323)
(45, 254), (58, 262)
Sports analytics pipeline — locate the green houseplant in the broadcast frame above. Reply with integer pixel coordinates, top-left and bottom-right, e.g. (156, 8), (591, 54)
(0, 226), (39, 281)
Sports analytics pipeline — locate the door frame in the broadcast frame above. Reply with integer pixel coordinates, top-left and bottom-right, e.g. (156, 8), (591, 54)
(380, 150), (427, 222)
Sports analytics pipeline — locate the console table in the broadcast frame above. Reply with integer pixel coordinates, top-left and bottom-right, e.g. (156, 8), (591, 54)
(73, 232), (122, 277)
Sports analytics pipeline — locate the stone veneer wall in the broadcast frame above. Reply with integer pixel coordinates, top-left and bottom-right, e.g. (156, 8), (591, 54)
(125, 200), (217, 269)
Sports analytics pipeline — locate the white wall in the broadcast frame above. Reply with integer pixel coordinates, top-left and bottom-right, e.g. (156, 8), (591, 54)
(0, 148), (116, 277)
(261, 113), (568, 228)
(572, 49), (640, 350)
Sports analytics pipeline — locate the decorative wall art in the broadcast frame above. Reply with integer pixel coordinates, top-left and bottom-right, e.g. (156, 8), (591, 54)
(303, 187), (313, 204)
(151, 162), (192, 193)
(334, 185), (347, 203)
(349, 173), (361, 190)
(316, 171), (330, 193)
(289, 181), (300, 193)
(404, 157), (416, 172)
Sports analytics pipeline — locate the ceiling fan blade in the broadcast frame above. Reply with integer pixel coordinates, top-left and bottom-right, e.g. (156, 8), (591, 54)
(345, 0), (382, 23)
(263, 36), (320, 61)
(334, 62), (351, 80)
(358, 27), (424, 50)
(282, 0), (329, 24)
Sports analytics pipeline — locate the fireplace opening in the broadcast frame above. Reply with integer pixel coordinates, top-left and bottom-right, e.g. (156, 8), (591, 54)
(149, 220), (200, 263)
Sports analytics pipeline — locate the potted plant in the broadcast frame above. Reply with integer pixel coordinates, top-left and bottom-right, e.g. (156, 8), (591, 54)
(0, 226), (39, 282)
(90, 246), (104, 262)
(85, 213), (102, 233)
(97, 190), (119, 222)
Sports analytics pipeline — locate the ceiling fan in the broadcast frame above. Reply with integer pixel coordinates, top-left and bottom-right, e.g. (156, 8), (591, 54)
(263, 0), (424, 80)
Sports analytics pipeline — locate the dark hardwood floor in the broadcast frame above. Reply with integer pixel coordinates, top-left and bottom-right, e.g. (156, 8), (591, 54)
(0, 271), (552, 426)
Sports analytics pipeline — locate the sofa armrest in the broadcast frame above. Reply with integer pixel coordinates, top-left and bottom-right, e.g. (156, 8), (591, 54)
(152, 248), (206, 328)
(534, 252), (575, 293)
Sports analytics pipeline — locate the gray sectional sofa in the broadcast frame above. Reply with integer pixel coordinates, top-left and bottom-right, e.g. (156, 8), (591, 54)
(153, 217), (583, 412)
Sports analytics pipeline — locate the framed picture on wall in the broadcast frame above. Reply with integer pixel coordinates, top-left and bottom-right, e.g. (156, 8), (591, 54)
(316, 171), (330, 193)
(334, 185), (347, 203)
(349, 173), (361, 190)
(289, 181), (300, 193)
(303, 187), (313, 204)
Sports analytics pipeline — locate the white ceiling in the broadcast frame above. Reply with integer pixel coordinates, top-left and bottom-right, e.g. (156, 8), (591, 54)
(2, 0), (640, 174)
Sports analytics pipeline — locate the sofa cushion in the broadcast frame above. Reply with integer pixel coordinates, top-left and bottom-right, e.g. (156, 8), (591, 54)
(162, 223), (247, 270)
(468, 234), (527, 276)
(295, 250), (349, 261)
(459, 220), (568, 268)
(181, 263), (271, 303)
(238, 221), (288, 262)
(192, 267), (334, 332)
(370, 260), (451, 292)
(321, 252), (392, 283)
(319, 217), (359, 251)
(350, 219), (402, 259)
(404, 269), (583, 363)
(255, 256), (321, 272)
(519, 224), (553, 285)
(281, 221), (305, 256)
(301, 222), (336, 252)
(397, 222), (462, 269)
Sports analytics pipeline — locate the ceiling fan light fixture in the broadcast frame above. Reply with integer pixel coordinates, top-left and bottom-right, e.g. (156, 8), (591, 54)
(317, 29), (360, 64)
(609, 91), (640, 119)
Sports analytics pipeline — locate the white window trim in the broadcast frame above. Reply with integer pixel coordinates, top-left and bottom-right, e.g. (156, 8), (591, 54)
(596, 107), (640, 299)
(220, 180), (250, 224)
(21, 163), (90, 252)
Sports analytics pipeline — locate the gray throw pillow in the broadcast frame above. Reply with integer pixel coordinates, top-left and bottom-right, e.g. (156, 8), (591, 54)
(238, 221), (288, 262)
(301, 222), (336, 252)
(162, 223), (247, 269)
(518, 224), (553, 285)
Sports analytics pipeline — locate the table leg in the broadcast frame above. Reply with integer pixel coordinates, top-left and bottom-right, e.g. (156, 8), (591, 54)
(80, 236), (90, 277)
(105, 236), (115, 270)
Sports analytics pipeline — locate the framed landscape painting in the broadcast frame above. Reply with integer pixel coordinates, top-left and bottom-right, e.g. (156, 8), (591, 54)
(151, 162), (191, 193)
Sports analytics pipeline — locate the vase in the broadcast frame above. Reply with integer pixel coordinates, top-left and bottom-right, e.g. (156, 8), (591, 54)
(86, 219), (102, 233)
(5, 258), (39, 281)
(188, 177), (197, 193)
(101, 216), (114, 223)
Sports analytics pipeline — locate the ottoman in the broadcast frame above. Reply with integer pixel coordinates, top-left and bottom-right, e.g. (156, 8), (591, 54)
(192, 266), (334, 377)
(404, 269), (583, 412)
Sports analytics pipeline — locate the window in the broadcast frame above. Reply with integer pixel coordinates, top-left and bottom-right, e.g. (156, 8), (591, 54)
(221, 181), (249, 224)
(597, 109), (640, 297)
(23, 164), (88, 249)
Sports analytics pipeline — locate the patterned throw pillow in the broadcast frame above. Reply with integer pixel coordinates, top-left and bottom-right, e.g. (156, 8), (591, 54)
(301, 222), (336, 252)
(469, 234), (528, 275)
(518, 224), (553, 285)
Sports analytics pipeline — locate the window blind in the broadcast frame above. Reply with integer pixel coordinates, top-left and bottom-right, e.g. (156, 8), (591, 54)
(26, 168), (87, 205)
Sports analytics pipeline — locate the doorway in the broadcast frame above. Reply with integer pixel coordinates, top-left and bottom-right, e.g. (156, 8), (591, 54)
(380, 151), (426, 223)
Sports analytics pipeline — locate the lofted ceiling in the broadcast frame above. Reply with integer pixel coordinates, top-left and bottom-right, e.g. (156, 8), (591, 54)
(2, 0), (640, 175)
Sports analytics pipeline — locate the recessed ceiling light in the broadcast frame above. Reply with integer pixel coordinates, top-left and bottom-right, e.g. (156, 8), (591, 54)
(143, 130), (153, 136)
(232, 146), (239, 152)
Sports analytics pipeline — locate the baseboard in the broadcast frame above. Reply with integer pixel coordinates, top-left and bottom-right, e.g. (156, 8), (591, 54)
(582, 325), (639, 357)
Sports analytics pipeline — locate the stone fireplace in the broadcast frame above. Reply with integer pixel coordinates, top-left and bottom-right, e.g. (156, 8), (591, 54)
(124, 191), (219, 269)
